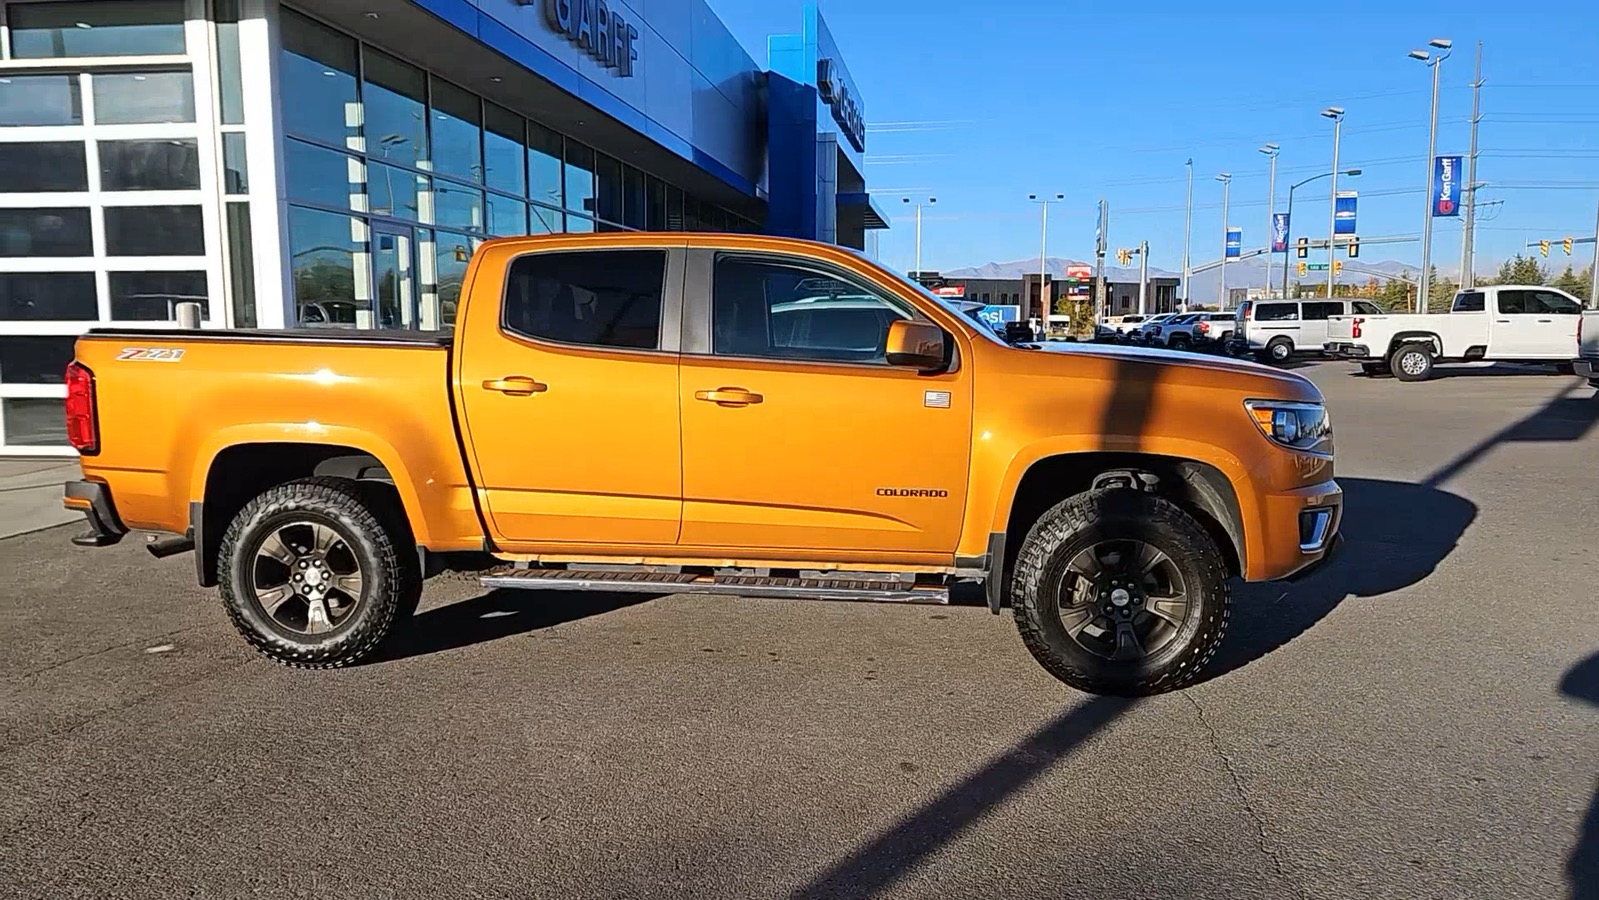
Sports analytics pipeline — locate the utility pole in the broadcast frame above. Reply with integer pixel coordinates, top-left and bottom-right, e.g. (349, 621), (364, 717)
(1216, 173), (1232, 310)
(1323, 107), (1345, 299)
(1028, 193), (1062, 326)
(1138, 240), (1149, 315)
(1095, 199), (1108, 322)
(1460, 41), (1483, 290)
(1591, 200), (1599, 306)
(1260, 144), (1280, 299)
(1182, 159), (1193, 305)
(1412, 38), (1452, 312)
(900, 197), (935, 279)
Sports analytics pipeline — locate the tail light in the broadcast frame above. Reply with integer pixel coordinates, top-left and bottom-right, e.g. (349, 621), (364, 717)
(65, 361), (99, 455)
(1352, 317), (1365, 339)
(1198, 321), (1210, 335)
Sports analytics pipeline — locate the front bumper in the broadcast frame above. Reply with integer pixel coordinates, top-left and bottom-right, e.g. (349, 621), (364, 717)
(1323, 341), (1372, 359)
(63, 479), (127, 547)
(1251, 477), (1343, 582)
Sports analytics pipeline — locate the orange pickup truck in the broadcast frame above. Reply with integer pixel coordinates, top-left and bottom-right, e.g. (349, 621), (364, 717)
(63, 233), (1340, 695)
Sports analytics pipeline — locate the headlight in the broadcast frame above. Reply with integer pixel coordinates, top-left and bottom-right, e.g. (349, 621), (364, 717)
(1244, 400), (1332, 453)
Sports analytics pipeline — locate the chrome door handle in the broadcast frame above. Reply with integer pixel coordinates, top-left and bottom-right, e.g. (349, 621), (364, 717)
(1537, 319), (1553, 323)
(483, 376), (548, 396)
(694, 387), (763, 407)
(1496, 319), (1510, 324)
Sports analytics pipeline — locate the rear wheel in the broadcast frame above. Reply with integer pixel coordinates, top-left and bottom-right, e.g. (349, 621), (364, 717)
(1260, 337), (1293, 365)
(218, 477), (420, 668)
(1012, 489), (1230, 696)
(1391, 343), (1434, 382)
(1169, 334), (1191, 351)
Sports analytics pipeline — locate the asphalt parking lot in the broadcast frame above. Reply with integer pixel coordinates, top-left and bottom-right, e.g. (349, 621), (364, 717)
(2, 359), (1596, 900)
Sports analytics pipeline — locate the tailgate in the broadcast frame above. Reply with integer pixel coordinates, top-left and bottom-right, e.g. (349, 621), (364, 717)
(1326, 316), (1359, 342)
(1582, 310), (1599, 359)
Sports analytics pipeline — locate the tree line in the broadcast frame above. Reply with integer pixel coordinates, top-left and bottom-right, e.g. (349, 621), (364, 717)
(1288, 256), (1594, 312)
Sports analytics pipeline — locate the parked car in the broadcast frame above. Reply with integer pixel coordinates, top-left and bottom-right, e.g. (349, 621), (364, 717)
(1164, 312), (1237, 351)
(1324, 285), (1585, 381)
(62, 232), (1340, 697)
(1229, 298), (1388, 365)
(1131, 312), (1181, 344)
(1107, 314), (1147, 338)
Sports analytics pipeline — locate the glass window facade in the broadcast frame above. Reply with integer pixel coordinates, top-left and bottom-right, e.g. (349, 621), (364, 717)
(9, 0), (186, 59)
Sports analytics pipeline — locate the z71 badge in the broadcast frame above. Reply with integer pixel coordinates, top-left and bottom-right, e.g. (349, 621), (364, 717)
(116, 348), (186, 362)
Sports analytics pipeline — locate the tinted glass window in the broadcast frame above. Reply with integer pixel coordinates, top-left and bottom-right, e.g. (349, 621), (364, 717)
(279, 10), (358, 146)
(486, 197), (527, 236)
(1353, 301), (1384, 315)
(623, 167), (646, 230)
(368, 161), (424, 219)
(483, 104), (525, 197)
(105, 206), (204, 255)
(429, 77), (481, 184)
(594, 153), (623, 224)
(222, 132), (249, 194)
(9, 0), (185, 58)
(1302, 302), (1341, 321)
(1255, 302), (1299, 322)
(93, 71), (194, 124)
(433, 183), (484, 232)
(109, 271), (208, 320)
(0, 209), (92, 257)
(0, 75), (82, 125)
(2, 398), (66, 446)
(99, 139), (200, 191)
(363, 50), (428, 169)
(1532, 291), (1582, 315)
(286, 139), (362, 210)
(1497, 291), (1531, 315)
(226, 202), (256, 327)
(1452, 292), (1485, 313)
(289, 206), (367, 325)
(713, 256), (917, 364)
(503, 250), (665, 350)
(0, 143), (88, 192)
(564, 141), (595, 215)
(527, 124), (563, 209)
(0, 272), (98, 320)
(530, 204), (563, 234)
(433, 231), (472, 327)
(0, 336), (76, 384)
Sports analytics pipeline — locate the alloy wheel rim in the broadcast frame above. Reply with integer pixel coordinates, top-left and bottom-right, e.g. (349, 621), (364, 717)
(1054, 539), (1190, 661)
(1401, 351), (1427, 375)
(251, 520), (364, 635)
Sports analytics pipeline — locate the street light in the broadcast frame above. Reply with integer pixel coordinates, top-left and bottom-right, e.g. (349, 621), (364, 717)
(1259, 143), (1280, 298)
(900, 196), (936, 278)
(1215, 174), (1232, 310)
(1281, 168), (1362, 300)
(1410, 38), (1452, 313)
(1029, 193), (1064, 326)
(1183, 159), (1193, 305)
(1322, 107), (1345, 298)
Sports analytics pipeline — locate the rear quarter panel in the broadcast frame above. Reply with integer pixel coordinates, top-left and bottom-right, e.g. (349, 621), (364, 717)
(74, 336), (479, 548)
(1580, 311), (1599, 359)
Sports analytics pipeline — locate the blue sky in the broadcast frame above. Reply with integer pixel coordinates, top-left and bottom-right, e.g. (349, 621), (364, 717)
(707, 0), (1599, 278)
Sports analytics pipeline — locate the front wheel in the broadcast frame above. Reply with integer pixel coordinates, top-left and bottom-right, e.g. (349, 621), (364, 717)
(218, 477), (420, 668)
(1260, 337), (1293, 365)
(1011, 489), (1230, 696)
(1391, 343), (1434, 382)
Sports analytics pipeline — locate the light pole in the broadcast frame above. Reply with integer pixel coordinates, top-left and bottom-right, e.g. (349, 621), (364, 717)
(1029, 193), (1063, 327)
(900, 196), (935, 278)
(1410, 38), (1452, 313)
(1216, 174), (1232, 309)
(1183, 158), (1193, 305)
(1322, 107), (1345, 298)
(1281, 168), (1363, 300)
(1259, 143), (1279, 298)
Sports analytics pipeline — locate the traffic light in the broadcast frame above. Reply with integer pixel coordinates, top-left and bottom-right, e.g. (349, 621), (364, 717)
(1565, 236), (1574, 256)
(1117, 248), (1131, 266)
(1297, 261), (1307, 277)
(1333, 260), (1343, 276)
(1296, 237), (1309, 259)
(1540, 239), (1550, 258)
(1347, 237), (1359, 259)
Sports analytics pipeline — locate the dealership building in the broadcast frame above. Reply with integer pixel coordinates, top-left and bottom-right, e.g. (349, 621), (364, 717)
(0, 0), (885, 453)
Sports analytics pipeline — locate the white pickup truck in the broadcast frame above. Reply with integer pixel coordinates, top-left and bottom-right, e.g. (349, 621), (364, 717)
(1577, 308), (1599, 389)
(1323, 284), (1586, 381)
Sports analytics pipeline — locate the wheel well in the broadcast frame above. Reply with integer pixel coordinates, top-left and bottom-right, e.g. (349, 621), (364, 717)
(1001, 453), (1246, 591)
(1387, 332), (1442, 359)
(197, 443), (399, 586)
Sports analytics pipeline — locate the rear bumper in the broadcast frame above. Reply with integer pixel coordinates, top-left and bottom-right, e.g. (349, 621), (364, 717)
(63, 479), (127, 547)
(1250, 477), (1343, 582)
(1575, 359), (1598, 379)
(1323, 342), (1372, 359)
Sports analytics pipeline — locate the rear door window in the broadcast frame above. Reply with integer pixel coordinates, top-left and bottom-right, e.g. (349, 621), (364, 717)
(1302, 302), (1341, 321)
(1254, 302), (1299, 322)
(1452, 292), (1485, 312)
(502, 249), (666, 350)
(1353, 300), (1384, 315)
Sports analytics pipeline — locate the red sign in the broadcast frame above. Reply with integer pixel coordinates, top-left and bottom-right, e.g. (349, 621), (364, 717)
(1065, 265), (1093, 280)
(932, 286), (965, 297)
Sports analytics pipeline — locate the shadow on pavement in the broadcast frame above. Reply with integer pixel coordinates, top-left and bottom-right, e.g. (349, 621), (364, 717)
(1203, 476), (1476, 681)
(372, 589), (659, 663)
(789, 696), (1134, 900)
(1563, 653), (1599, 900)
(1423, 382), (1599, 489)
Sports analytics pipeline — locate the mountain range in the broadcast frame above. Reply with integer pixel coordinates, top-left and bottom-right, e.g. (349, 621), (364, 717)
(944, 257), (1435, 304)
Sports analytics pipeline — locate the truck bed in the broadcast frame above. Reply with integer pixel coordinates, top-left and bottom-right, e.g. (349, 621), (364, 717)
(87, 327), (453, 348)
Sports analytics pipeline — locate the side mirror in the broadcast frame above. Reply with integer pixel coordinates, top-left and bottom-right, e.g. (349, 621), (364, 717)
(885, 319), (947, 372)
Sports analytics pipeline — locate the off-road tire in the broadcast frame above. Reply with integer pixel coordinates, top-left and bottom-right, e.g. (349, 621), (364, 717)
(1391, 342), (1434, 382)
(1169, 334), (1191, 351)
(1260, 337), (1294, 365)
(218, 477), (420, 668)
(1011, 489), (1230, 696)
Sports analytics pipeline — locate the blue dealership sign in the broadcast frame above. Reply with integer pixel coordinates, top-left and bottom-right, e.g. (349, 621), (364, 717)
(1432, 155), (1463, 217)
(1271, 213), (1290, 253)
(1335, 191), (1358, 235)
(1225, 227), (1242, 258)
(978, 305), (1020, 330)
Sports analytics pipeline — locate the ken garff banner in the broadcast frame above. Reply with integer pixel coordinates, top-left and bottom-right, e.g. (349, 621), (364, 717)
(1225, 227), (1242, 258)
(1432, 155), (1463, 217)
(1334, 191), (1358, 235)
(1271, 213), (1290, 253)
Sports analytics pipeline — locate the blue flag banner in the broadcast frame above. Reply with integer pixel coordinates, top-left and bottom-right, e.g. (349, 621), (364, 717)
(1271, 213), (1290, 253)
(1225, 227), (1242, 258)
(1334, 192), (1358, 235)
(1432, 155), (1463, 217)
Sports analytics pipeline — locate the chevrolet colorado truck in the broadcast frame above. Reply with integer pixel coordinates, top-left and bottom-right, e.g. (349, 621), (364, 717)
(63, 233), (1341, 696)
(1323, 285), (1584, 381)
